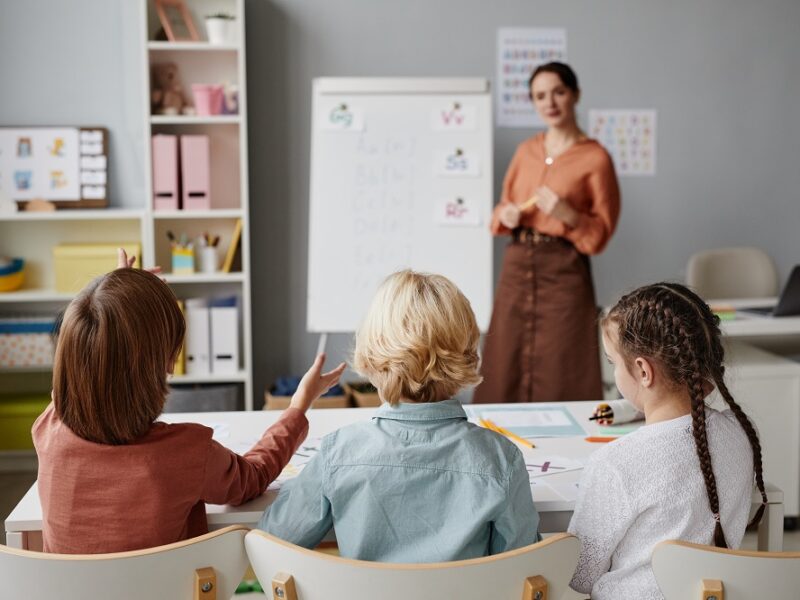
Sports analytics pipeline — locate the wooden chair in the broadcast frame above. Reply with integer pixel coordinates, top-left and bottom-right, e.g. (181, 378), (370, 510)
(0, 525), (248, 600)
(245, 530), (579, 600)
(652, 540), (800, 599)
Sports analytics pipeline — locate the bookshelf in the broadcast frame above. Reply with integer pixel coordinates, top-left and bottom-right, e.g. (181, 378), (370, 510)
(0, 0), (254, 419)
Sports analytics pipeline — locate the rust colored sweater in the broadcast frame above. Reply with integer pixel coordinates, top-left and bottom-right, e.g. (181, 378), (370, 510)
(32, 403), (308, 553)
(490, 132), (621, 255)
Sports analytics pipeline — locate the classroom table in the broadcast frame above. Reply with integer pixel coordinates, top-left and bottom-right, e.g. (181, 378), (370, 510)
(4, 401), (784, 552)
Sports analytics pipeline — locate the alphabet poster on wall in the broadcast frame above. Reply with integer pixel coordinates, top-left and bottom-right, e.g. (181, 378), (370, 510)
(589, 109), (657, 176)
(496, 27), (567, 128)
(0, 127), (109, 207)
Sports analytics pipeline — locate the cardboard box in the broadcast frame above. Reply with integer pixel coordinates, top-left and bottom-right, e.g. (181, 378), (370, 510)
(53, 242), (141, 293)
(0, 394), (50, 450)
(344, 381), (381, 407)
(263, 391), (350, 411)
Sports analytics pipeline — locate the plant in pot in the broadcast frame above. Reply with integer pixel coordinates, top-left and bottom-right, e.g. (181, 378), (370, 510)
(204, 12), (235, 45)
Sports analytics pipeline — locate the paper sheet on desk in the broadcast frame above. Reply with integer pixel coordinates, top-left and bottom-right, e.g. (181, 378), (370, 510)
(465, 405), (586, 437)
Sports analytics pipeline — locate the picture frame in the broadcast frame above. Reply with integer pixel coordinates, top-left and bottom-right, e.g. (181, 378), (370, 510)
(154, 0), (200, 42)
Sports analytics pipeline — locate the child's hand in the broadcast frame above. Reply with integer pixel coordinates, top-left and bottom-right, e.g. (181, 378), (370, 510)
(116, 248), (164, 276)
(591, 402), (614, 425)
(290, 353), (346, 413)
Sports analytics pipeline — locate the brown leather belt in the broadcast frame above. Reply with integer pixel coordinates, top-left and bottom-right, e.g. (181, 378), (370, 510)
(512, 227), (560, 244)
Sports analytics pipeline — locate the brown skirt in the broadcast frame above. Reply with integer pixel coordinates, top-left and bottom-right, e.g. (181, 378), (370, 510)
(473, 238), (603, 403)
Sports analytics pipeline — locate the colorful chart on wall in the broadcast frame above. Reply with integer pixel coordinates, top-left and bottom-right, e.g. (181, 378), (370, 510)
(496, 27), (568, 128)
(589, 110), (657, 176)
(0, 127), (109, 208)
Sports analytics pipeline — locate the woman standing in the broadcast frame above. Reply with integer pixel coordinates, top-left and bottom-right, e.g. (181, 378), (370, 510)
(474, 62), (620, 404)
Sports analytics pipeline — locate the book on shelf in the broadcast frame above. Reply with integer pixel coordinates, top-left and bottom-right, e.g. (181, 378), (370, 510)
(221, 218), (242, 273)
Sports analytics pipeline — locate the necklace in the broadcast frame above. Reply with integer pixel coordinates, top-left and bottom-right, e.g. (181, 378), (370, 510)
(544, 133), (584, 166)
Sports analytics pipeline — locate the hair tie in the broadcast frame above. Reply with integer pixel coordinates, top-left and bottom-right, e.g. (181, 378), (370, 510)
(712, 512), (721, 523)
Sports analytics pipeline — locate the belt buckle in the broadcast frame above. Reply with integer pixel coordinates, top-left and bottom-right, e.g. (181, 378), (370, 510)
(532, 230), (544, 244)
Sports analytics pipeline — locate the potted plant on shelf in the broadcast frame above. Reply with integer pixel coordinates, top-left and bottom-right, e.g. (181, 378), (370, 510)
(204, 12), (236, 45)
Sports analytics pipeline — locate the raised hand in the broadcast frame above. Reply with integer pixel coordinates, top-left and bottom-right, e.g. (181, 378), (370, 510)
(290, 353), (347, 412)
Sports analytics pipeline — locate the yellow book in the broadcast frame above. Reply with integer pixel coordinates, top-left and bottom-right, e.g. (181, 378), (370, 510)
(173, 300), (186, 376)
(221, 219), (243, 273)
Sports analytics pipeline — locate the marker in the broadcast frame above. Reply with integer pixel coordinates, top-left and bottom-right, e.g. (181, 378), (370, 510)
(584, 436), (618, 443)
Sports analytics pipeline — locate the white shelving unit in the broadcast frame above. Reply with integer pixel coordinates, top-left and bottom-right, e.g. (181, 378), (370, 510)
(0, 0), (254, 416)
(141, 0), (253, 409)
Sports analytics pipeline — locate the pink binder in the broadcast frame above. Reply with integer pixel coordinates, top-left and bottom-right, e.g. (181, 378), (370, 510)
(180, 135), (210, 210)
(152, 134), (179, 211)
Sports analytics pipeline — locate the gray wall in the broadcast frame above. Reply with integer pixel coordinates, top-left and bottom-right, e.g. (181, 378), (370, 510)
(3, 0), (800, 404)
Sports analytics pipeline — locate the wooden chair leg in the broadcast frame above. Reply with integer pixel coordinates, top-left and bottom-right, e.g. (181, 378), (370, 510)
(194, 567), (216, 600)
(702, 579), (724, 600)
(522, 575), (548, 600)
(272, 571), (298, 600)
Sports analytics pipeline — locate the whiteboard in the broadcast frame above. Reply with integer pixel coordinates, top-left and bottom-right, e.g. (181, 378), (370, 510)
(307, 78), (493, 332)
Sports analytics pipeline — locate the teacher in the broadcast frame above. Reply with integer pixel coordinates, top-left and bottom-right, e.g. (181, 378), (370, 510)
(474, 62), (620, 404)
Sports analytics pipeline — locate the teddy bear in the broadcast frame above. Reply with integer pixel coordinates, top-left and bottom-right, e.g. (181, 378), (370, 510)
(151, 62), (187, 115)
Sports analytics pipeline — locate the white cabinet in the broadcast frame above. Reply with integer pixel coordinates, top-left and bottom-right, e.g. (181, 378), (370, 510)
(713, 341), (800, 519)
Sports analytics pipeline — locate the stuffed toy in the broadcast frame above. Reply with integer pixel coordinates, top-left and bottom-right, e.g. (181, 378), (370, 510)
(151, 62), (186, 115)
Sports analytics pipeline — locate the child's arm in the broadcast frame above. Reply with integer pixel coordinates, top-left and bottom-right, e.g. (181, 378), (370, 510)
(567, 455), (635, 594)
(490, 450), (540, 554)
(256, 440), (333, 549)
(200, 354), (345, 506)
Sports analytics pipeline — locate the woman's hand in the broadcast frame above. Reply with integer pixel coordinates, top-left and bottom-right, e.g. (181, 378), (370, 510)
(290, 353), (347, 413)
(498, 203), (522, 229)
(116, 248), (163, 276)
(535, 186), (579, 228)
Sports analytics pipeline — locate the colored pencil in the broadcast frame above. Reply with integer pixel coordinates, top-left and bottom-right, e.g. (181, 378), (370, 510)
(481, 418), (536, 449)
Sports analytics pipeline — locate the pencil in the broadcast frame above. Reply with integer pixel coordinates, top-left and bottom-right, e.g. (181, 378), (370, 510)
(481, 418), (536, 448)
(584, 436), (617, 443)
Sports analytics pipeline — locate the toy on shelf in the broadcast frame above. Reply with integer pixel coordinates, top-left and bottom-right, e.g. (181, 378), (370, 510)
(0, 257), (24, 292)
(151, 62), (189, 116)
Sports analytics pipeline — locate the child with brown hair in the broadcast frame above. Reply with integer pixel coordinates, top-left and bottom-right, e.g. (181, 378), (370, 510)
(258, 270), (540, 562)
(34, 250), (344, 554)
(568, 282), (767, 599)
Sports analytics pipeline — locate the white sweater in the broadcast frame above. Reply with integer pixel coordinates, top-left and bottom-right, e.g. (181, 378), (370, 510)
(568, 408), (755, 600)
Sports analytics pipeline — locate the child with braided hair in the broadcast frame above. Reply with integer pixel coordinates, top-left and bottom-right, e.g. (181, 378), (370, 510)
(568, 282), (767, 600)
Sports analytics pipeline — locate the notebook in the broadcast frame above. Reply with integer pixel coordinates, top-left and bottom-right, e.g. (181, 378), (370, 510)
(739, 265), (800, 317)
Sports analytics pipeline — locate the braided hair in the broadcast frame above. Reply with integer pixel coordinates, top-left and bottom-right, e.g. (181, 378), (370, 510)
(603, 282), (767, 548)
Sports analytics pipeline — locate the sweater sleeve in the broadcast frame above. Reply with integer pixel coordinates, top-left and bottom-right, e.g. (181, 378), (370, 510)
(568, 453), (635, 595)
(490, 146), (524, 236)
(563, 152), (620, 255)
(200, 408), (309, 506)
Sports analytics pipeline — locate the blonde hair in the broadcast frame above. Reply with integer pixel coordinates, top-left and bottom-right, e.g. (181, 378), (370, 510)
(353, 270), (482, 405)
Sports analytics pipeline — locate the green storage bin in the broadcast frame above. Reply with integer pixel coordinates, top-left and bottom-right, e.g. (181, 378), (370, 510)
(0, 394), (50, 450)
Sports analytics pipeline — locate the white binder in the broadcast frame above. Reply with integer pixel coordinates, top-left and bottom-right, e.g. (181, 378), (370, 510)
(210, 298), (239, 374)
(185, 299), (211, 375)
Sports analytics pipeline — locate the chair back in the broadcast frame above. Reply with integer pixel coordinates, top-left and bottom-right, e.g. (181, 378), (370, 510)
(686, 247), (778, 299)
(652, 540), (800, 599)
(245, 530), (579, 600)
(0, 525), (248, 600)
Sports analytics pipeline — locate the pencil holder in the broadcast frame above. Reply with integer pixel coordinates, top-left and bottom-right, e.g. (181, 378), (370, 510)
(171, 247), (194, 275)
(199, 246), (218, 273)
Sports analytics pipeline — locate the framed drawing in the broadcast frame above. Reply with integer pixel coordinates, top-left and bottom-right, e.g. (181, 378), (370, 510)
(154, 0), (200, 42)
(0, 127), (109, 209)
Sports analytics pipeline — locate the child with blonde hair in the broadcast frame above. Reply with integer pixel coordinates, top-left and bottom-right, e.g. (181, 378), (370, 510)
(34, 250), (344, 554)
(259, 270), (539, 561)
(569, 282), (766, 599)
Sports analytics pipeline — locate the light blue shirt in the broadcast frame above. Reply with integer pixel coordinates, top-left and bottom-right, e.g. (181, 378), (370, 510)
(258, 399), (540, 562)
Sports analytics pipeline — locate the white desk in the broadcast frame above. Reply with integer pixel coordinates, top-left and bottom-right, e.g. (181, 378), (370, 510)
(714, 297), (800, 339)
(4, 402), (784, 552)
